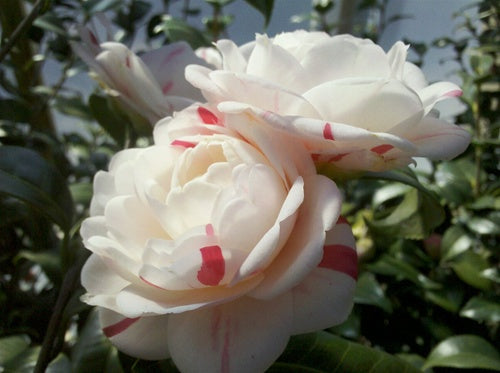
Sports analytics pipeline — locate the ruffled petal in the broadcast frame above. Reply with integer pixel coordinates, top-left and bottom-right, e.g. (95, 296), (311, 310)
(250, 174), (341, 299)
(99, 308), (170, 360)
(291, 217), (357, 334)
(418, 81), (462, 114)
(167, 294), (292, 373)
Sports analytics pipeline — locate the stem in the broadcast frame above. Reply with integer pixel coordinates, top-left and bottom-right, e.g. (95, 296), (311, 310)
(0, 0), (45, 64)
(34, 252), (85, 373)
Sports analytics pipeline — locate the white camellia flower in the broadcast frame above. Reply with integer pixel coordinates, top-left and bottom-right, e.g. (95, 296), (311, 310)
(186, 31), (471, 172)
(71, 19), (207, 124)
(80, 105), (358, 372)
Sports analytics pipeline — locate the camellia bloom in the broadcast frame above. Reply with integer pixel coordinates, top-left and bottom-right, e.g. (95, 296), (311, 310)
(186, 31), (470, 172)
(72, 20), (207, 124)
(80, 105), (358, 372)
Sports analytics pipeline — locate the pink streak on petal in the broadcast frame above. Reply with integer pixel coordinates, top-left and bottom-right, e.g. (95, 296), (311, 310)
(162, 45), (186, 65)
(328, 153), (348, 162)
(125, 55), (131, 68)
(371, 144), (394, 155)
(197, 245), (225, 286)
(444, 89), (462, 97)
(336, 216), (348, 225)
(162, 81), (174, 95)
(206, 223), (215, 236)
(311, 153), (321, 161)
(171, 140), (197, 148)
(89, 30), (99, 46)
(319, 244), (358, 280)
(323, 122), (335, 140)
(221, 319), (230, 373)
(198, 106), (219, 125)
(140, 275), (166, 290)
(103, 317), (140, 338)
(211, 308), (222, 350)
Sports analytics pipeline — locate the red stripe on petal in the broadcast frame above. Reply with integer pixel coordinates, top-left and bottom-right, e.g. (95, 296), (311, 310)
(163, 45), (186, 65)
(162, 81), (173, 95)
(89, 31), (99, 46)
(371, 144), (394, 155)
(103, 317), (140, 338)
(336, 216), (348, 225)
(329, 153), (348, 162)
(206, 224), (215, 236)
(221, 319), (230, 373)
(198, 107), (219, 125)
(319, 244), (358, 280)
(445, 89), (462, 97)
(171, 140), (197, 148)
(140, 275), (165, 290)
(197, 245), (225, 286)
(323, 122), (335, 140)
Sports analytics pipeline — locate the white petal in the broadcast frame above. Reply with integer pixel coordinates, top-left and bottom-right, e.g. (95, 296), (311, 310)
(406, 116), (471, 159)
(291, 217), (357, 334)
(99, 308), (170, 360)
(216, 39), (247, 72)
(418, 81), (462, 114)
(81, 254), (129, 296)
(167, 294), (293, 373)
(303, 78), (423, 132)
(387, 41), (408, 80)
(402, 62), (428, 91)
(250, 174), (341, 299)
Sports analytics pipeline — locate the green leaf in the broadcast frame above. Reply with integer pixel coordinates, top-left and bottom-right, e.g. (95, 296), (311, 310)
(46, 353), (72, 373)
(88, 94), (128, 146)
(72, 309), (115, 373)
(451, 251), (492, 290)
(69, 182), (93, 206)
(367, 255), (440, 290)
(441, 225), (473, 261)
(33, 13), (67, 36)
(270, 332), (420, 372)
(466, 215), (500, 235)
(0, 146), (74, 231)
(423, 335), (500, 371)
(460, 296), (500, 323)
(424, 286), (464, 313)
(16, 250), (62, 284)
(82, 0), (122, 14)
(53, 96), (93, 121)
(0, 335), (30, 365)
(155, 17), (210, 49)
(354, 272), (393, 313)
(368, 188), (444, 240)
(1, 345), (41, 373)
(244, 0), (275, 26)
(434, 161), (473, 205)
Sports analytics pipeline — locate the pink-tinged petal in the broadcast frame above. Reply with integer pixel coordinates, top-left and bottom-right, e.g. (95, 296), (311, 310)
(405, 116), (471, 160)
(195, 46), (222, 68)
(323, 122), (335, 140)
(246, 34), (312, 92)
(290, 268), (356, 335)
(140, 41), (206, 102)
(303, 78), (424, 132)
(291, 219), (357, 334)
(250, 174), (342, 299)
(418, 81), (462, 114)
(99, 308), (170, 360)
(167, 294), (293, 373)
(170, 139), (197, 148)
(185, 65), (226, 103)
(215, 39), (247, 73)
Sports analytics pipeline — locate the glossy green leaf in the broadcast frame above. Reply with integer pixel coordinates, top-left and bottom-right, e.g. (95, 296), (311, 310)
(423, 335), (500, 371)
(424, 286), (464, 313)
(0, 146), (74, 231)
(328, 312), (360, 340)
(82, 0), (122, 14)
(1, 345), (40, 373)
(460, 296), (500, 323)
(354, 272), (393, 313)
(155, 17), (210, 49)
(69, 182), (93, 206)
(466, 215), (500, 235)
(0, 335), (30, 365)
(244, 0), (275, 26)
(441, 225), (473, 261)
(88, 94), (128, 146)
(434, 161), (473, 205)
(481, 268), (500, 283)
(269, 332), (420, 372)
(46, 353), (72, 373)
(367, 254), (441, 290)
(53, 96), (93, 121)
(369, 188), (444, 240)
(33, 13), (67, 36)
(451, 251), (492, 290)
(72, 309), (115, 373)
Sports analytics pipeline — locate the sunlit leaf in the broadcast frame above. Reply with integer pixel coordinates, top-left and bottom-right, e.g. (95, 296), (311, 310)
(460, 296), (500, 323)
(423, 335), (500, 371)
(0, 335), (30, 365)
(441, 225), (473, 261)
(354, 272), (393, 313)
(270, 332), (420, 372)
(450, 251), (492, 290)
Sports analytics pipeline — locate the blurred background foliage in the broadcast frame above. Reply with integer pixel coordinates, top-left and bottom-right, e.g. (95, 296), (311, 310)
(0, 0), (498, 372)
